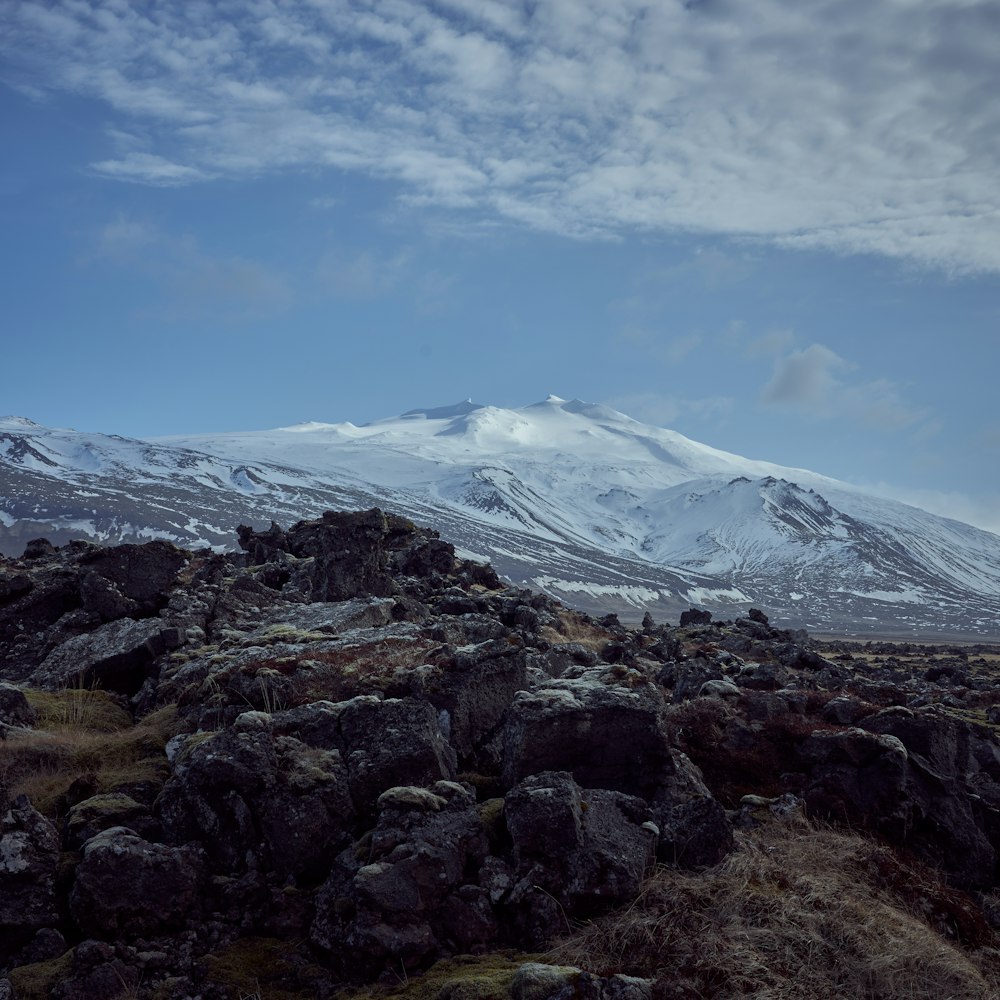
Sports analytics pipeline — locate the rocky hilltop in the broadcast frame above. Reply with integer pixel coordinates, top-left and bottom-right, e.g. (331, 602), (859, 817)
(0, 510), (999, 999)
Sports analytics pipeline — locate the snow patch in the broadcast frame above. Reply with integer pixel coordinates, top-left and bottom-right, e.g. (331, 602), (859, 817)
(532, 576), (664, 607)
(685, 586), (752, 604)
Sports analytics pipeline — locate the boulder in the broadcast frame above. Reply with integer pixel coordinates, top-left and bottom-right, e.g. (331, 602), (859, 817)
(0, 795), (60, 964)
(332, 696), (459, 816)
(158, 719), (354, 881)
(651, 752), (734, 868)
(312, 781), (492, 975)
(504, 771), (658, 934)
(408, 638), (528, 769)
(27, 617), (171, 694)
(679, 608), (712, 627)
(0, 682), (36, 727)
(65, 793), (160, 851)
(49, 939), (140, 1000)
(501, 670), (673, 800)
(69, 827), (204, 937)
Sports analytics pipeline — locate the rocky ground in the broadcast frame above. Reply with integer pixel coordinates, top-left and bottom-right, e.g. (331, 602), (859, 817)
(0, 509), (998, 999)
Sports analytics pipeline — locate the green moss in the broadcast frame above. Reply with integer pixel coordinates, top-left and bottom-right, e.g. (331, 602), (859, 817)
(200, 936), (329, 999)
(7, 950), (74, 1000)
(342, 953), (543, 1000)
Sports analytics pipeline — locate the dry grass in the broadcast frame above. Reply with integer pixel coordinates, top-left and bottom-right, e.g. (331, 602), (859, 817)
(539, 611), (612, 653)
(0, 692), (181, 818)
(547, 821), (1000, 1000)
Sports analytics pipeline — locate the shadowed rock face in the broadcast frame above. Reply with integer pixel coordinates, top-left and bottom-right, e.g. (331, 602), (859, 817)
(1, 516), (999, 997)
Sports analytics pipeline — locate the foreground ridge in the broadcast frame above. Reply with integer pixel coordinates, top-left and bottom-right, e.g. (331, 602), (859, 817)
(0, 509), (998, 999)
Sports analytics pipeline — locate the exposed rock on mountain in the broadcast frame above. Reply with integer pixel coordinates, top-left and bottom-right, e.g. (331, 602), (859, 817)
(0, 510), (998, 999)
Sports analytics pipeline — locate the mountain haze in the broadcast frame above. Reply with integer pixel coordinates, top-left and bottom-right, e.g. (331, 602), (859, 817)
(2, 399), (999, 638)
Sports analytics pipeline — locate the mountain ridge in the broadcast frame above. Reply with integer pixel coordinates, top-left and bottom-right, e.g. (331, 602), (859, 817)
(2, 400), (999, 638)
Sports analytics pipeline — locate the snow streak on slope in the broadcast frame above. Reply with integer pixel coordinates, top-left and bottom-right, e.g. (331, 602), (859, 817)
(2, 403), (999, 638)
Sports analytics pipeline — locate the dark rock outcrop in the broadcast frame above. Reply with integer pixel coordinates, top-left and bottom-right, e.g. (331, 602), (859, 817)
(0, 796), (60, 965)
(1, 511), (998, 996)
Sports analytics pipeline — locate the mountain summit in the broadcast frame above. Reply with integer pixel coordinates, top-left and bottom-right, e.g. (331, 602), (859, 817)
(2, 399), (999, 637)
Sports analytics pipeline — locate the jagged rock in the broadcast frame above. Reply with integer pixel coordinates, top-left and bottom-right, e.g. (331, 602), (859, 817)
(407, 637), (528, 769)
(49, 939), (140, 1000)
(0, 683), (36, 727)
(27, 617), (172, 693)
(501, 670), (673, 799)
(859, 707), (1000, 888)
(240, 509), (448, 602)
(679, 608), (712, 626)
(0, 540), (187, 684)
(158, 720), (355, 881)
(0, 795), (60, 964)
(504, 771), (657, 933)
(69, 827), (204, 937)
(311, 781), (492, 975)
(651, 752), (734, 867)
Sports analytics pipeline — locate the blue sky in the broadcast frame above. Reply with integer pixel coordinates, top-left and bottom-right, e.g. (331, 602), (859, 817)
(2, 0), (999, 533)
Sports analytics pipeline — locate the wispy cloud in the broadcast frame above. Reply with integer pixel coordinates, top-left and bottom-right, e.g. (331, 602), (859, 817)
(5, 1), (1000, 271)
(617, 328), (703, 366)
(88, 215), (292, 322)
(314, 246), (412, 299)
(90, 152), (214, 186)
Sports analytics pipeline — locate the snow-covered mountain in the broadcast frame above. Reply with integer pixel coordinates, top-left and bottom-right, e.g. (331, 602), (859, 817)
(2, 399), (999, 638)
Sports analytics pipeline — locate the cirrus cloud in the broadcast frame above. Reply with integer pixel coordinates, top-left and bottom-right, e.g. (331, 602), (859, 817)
(3, 0), (1000, 272)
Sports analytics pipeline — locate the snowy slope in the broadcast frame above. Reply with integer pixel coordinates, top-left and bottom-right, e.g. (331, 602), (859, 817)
(2, 400), (999, 638)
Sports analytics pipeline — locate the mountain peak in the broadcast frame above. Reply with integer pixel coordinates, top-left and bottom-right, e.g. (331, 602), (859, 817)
(400, 400), (484, 420)
(0, 416), (42, 430)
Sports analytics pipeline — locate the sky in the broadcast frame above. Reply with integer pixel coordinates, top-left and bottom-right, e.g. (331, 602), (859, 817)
(1, 0), (999, 534)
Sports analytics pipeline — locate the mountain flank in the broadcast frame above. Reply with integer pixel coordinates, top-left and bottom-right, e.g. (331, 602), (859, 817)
(1, 510), (999, 998)
(2, 401), (999, 639)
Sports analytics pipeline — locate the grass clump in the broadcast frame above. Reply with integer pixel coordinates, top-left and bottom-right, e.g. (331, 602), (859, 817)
(539, 611), (612, 653)
(6, 950), (74, 1000)
(199, 936), (329, 999)
(341, 952), (543, 1000)
(0, 696), (181, 819)
(547, 821), (1000, 1000)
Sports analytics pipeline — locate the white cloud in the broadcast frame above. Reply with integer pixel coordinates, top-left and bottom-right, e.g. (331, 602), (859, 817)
(762, 343), (926, 431)
(90, 152), (213, 186)
(5, 0), (1000, 271)
(762, 344), (848, 412)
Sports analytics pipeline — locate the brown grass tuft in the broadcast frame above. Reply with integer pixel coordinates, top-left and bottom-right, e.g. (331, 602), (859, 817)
(539, 611), (612, 653)
(547, 821), (1000, 1000)
(0, 696), (181, 819)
